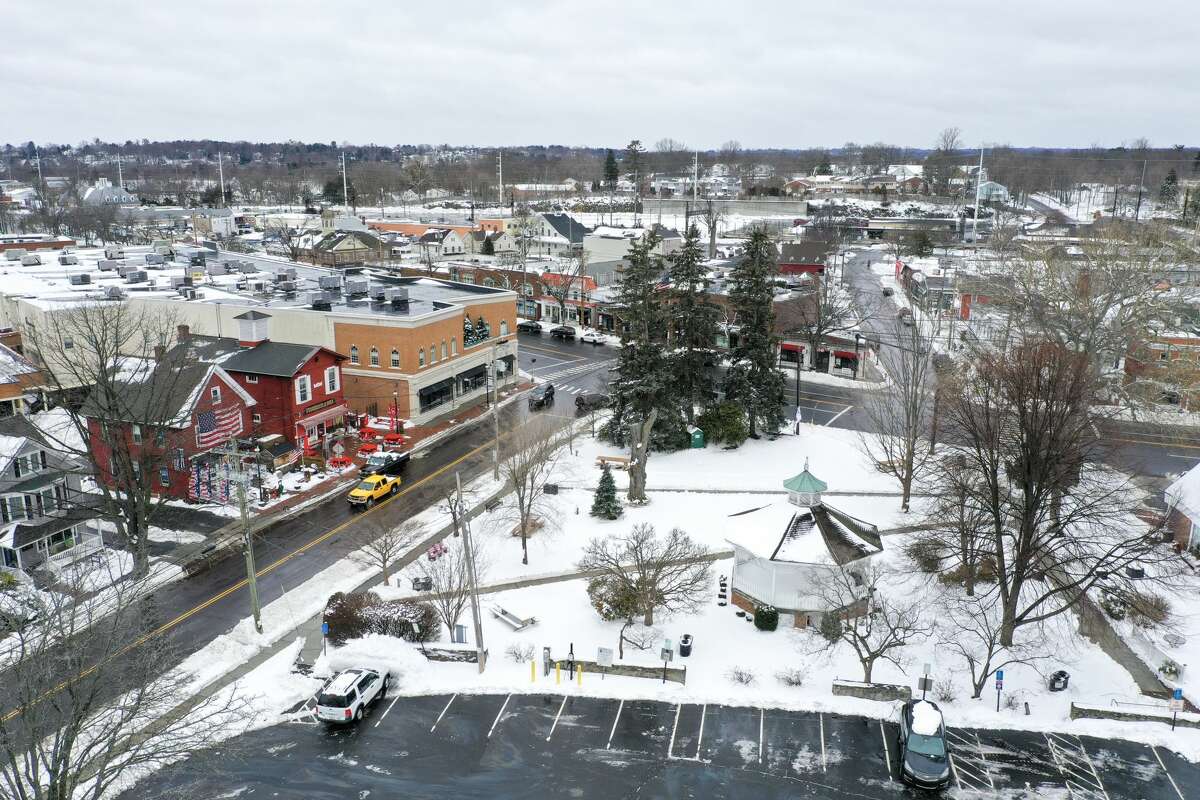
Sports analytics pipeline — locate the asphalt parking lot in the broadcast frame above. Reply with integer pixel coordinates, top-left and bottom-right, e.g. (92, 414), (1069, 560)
(119, 692), (1198, 799)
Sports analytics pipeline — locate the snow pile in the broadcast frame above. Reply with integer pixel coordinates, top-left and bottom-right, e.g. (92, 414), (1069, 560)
(313, 633), (432, 683)
(911, 700), (942, 735)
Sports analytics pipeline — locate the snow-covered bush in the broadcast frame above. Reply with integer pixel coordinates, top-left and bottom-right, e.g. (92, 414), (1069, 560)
(754, 605), (779, 631)
(933, 680), (958, 704)
(903, 538), (943, 574)
(727, 666), (757, 686)
(775, 667), (805, 687)
(1099, 589), (1128, 621)
(324, 592), (438, 645)
(1128, 591), (1170, 628)
(818, 611), (843, 644)
(505, 642), (535, 663)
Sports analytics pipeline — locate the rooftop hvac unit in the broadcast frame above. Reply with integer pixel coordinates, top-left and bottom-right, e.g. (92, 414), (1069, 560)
(97, 259), (119, 271)
(151, 239), (170, 250)
(105, 286), (125, 300)
(104, 247), (124, 259)
(125, 270), (148, 283)
(274, 267), (296, 282)
(277, 280), (296, 293)
(69, 273), (91, 286)
(344, 279), (368, 297)
(144, 253), (165, 266)
(180, 287), (197, 300)
(238, 262), (257, 274)
(384, 287), (409, 303)
(58, 254), (80, 266)
(170, 276), (186, 288)
(205, 262), (226, 275)
(117, 264), (133, 277)
(5, 249), (27, 261)
(20, 255), (41, 266)
(370, 285), (387, 301)
(249, 280), (267, 292)
(154, 245), (173, 257)
(310, 291), (332, 311)
(318, 275), (342, 290)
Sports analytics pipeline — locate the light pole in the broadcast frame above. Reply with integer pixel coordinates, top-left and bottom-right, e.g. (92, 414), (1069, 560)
(392, 388), (399, 433)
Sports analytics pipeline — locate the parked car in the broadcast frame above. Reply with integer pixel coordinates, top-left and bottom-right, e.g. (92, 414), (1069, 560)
(315, 667), (389, 724)
(575, 392), (610, 412)
(361, 450), (410, 477)
(897, 700), (951, 789)
(516, 320), (542, 334)
(550, 325), (576, 340)
(896, 307), (915, 326)
(528, 383), (556, 410)
(579, 331), (605, 345)
(347, 473), (401, 508)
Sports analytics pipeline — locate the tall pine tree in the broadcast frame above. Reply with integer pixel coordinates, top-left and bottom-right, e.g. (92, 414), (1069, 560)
(603, 149), (619, 188)
(605, 231), (688, 450)
(1160, 168), (1179, 205)
(723, 227), (786, 438)
(667, 224), (720, 422)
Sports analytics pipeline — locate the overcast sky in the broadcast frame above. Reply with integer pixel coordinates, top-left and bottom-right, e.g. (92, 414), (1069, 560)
(4, 1), (1197, 150)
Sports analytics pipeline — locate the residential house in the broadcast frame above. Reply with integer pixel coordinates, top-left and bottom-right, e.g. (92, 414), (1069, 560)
(726, 463), (883, 628)
(81, 178), (136, 206)
(168, 313), (349, 451)
(532, 213), (589, 257)
(82, 355), (257, 501)
(0, 342), (44, 417)
(417, 228), (468, 261)
(297, 229), (384, 267)
(1166, 462), (1200, 550)
(778, 241), (832, 278)
(536, 273), (600, 326)
(466, 229), (515, 256)
(0, 415), (103, 574)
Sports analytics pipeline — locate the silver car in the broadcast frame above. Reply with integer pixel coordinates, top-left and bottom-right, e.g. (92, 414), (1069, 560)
(314, 667), (389, 724)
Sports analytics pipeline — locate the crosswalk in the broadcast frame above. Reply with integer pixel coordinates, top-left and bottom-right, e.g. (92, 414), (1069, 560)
(537, 358), (614, 383)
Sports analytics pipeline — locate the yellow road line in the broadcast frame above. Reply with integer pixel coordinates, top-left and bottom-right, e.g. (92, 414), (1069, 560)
(1107, 437), (1200, 451)
(2, 434), (502, 722)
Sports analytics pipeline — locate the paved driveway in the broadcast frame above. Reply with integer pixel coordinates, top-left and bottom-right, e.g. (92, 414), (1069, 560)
(120, 693), (1197, 799)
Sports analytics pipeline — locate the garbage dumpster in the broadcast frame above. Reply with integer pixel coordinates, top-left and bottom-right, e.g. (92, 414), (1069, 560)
(1048, 670), (1069, 692)
(679, 634), (693, 657)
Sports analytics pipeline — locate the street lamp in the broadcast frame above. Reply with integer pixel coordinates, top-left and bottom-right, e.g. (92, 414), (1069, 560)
(853, 333), (863, 380)
(392, 387), (399, 433)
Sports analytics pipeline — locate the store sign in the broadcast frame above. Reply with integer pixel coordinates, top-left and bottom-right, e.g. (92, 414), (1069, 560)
(303, 398), (337, 415)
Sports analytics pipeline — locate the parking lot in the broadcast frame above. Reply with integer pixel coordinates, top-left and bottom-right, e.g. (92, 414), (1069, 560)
(121, 692), (1198, 799)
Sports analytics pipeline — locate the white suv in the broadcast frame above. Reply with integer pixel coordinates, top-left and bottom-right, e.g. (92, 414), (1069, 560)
(315, 667), (389, 724)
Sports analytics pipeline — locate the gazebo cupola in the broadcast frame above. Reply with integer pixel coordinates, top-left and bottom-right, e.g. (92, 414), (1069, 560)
(783, 458), (827, 507)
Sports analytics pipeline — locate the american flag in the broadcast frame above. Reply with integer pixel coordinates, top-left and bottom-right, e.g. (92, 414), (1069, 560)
(195, 405), (244, 448)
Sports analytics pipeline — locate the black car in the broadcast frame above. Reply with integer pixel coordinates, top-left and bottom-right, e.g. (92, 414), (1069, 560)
(528, 383), (555, 410)
(361, 450), (410, 477)
(575, 392), (610, 412)
(516, 320), (542, 334)
(897, 700), (950, 789)
(549, 325), (576, 340)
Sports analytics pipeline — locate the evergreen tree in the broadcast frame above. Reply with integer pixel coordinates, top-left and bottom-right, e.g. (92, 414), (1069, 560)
(1160, 168), (1180, 205)
(480, 235), (495, 256)
(667, 224), (720, 421)
(604, 231), (688, 450)
(722, 227), (787, 438)
(590, 463), (622, 520)
(603, 149), (619, 188)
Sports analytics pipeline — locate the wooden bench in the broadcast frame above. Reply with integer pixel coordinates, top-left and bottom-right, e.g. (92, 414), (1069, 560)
(595, 455), (630, 470)
(489, 603), (537, 631)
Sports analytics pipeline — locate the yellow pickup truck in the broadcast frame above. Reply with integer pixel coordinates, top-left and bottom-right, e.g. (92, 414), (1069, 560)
(347, 474), (401, 509)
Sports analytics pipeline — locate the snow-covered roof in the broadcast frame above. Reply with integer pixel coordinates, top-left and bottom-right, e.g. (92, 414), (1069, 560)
(0, 343), (38, 385)
(723, 501), (882, 567)
(1167, 462), (1200, 523)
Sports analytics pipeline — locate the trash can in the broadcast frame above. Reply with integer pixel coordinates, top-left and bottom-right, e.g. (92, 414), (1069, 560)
(679, 634), (693, 657)
(1048, 670), (1069, 692)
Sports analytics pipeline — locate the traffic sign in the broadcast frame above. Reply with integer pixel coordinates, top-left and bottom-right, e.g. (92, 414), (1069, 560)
(995, 669), (1004, 689)
(321, 622), (329, 636)
(597, 647), (614, 668)
(332, 442), (345, 456)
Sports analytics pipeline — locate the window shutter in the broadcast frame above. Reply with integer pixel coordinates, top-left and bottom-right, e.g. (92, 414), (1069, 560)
(12, 458), (20, 479)
(39, 451), (47, 469)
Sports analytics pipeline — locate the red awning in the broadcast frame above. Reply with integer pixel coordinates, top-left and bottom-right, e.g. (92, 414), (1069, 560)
(833, 350), (858, 359)
(780, 342), (805, 352)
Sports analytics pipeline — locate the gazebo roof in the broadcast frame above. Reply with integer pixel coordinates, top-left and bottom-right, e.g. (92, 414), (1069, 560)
(782, 460), (827, 494)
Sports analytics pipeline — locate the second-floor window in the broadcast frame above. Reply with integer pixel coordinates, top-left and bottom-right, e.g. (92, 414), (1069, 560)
(441, 341), (448, 360)
(390, 349), (400, 368)
(418, 349), (425, 367)
(155, 428), (166, 447)
(349, 345), (360, 365)
(295, 375), (311, 404)
(500, 320), (509, 336)
(325, 365), (339, 393)
(369, 347), (380, 367)
(131, 424), (142, 445)
(11, 451), (46, 479)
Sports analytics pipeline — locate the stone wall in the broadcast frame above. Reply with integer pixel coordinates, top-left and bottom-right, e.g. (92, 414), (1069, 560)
(831, 679), (912, 702)
(555, 658), (687, 685)
(1070, 702), (1199, 729)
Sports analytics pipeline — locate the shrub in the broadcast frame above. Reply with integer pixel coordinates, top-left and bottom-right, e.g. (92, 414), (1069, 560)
(933, 680), (958, 704)
(323, 591), (380, 646)
(505, 642), (535, 663)
(590, 463), (622, 520)
(1098, 589), (1128, 621)
(904, 537), (944, 574)
(727, 666), (757, 685)
(818, 612), (843, 644)
(753, 605), (779, 631)
(324, 592), (439, 645)
(775, 667), (805, 687)
(0, 572), (18, 592)
(1127, 591), (1170, 628)
(697, 402), (749, 448)
(586, 575), (640, 622)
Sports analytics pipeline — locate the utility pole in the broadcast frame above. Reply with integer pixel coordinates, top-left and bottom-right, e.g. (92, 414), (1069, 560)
(693, 151), (699, 203)
(214, 437), (262, 633)
(970, 147), (984, 243)
(217, 151), (226, 207)
(1133, 159), (1148, 221)
(491, 343), (500, 480)
(34, 146), (44, 194)
(116, 146), (124, 189)
(341, 152), (350, 216)
(455, 472), (486, 672)
(496, 150), (503, 207)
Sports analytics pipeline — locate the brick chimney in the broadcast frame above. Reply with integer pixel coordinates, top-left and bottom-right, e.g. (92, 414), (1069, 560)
(234, 310), (271, 349)
(177, 324), (190, 342)
(153, 345), (166, 360)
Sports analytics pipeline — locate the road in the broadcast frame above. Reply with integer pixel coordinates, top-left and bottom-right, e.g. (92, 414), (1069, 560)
(118, 692), (1197, 799)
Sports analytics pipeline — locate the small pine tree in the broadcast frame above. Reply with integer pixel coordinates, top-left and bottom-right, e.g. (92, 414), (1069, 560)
(754, 604), (779, 631)
(1160, 168), (1180, 205)
(480, 235), (495, 256)
(818, 611), (843, 644)
(590, 464), (622, 520)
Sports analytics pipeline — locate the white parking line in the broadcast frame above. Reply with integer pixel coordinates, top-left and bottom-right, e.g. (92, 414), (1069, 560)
(1044, 732), (1109, 800)
(546, 696), (568, 741)
(879, 720), (894, 780)
(487, 694), (512, 739)
(374, 695), (400, 728)
(758, 708), (764, 764)
(944, 729), (994, 791)
(1152, 746), (1186, 800)
(430, 694), (456, 732)
(606, 700), (624, 750)
(695, 704), (707, 759)
(667, 704), (682, 759)
(819, 713), (826, 772)
(825, 406), (853, 426)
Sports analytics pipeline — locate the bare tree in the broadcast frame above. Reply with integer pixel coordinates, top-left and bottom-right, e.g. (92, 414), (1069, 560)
(921, 454), (991, 597)
(355, 518), (422, 586)
(816, 563), (932, 683)
(413, 528), (488, 637)
(499, 417), (565, 565)
(578, 523), (712, 626)
(0, 570), (243, 800)
(543, 250), (588, 326)
(778, 271), (872, 373)
(859, 321), (937, 512)
(267, 220), (304, 262)
(700, 200), (724, 259)
(27, 302), (197, 578)
(938, 592), (1050, 700)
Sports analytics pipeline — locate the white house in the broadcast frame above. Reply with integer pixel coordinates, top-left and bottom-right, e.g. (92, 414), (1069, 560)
(82, 178), (136, 206)
(726, 462), (883, 628)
